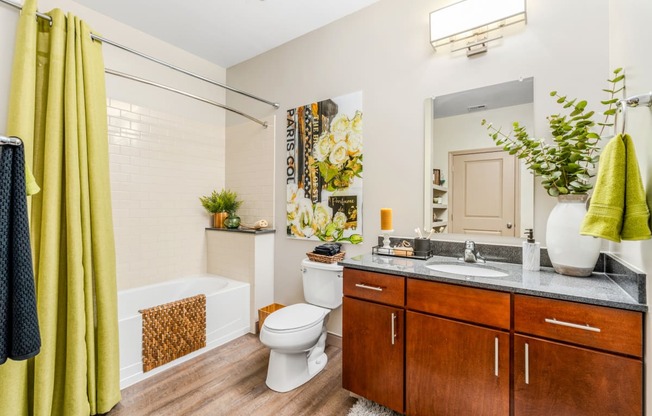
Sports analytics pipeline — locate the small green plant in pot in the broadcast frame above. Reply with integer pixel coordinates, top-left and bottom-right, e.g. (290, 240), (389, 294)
(200, 190), (226, 228)
(199, 190), (224, 214)
(199, 189), (242, 228)
(219, 189), (243, 229)
(480, 68), (625, 277)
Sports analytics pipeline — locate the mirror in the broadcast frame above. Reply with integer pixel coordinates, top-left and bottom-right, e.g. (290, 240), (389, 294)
(424, 78), (535, 237)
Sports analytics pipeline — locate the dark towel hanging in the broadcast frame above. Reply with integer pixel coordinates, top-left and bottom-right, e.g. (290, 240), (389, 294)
(0, 144), (41, 364)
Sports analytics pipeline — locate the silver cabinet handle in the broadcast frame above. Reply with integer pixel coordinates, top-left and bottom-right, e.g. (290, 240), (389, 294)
(355, 283), (383, 292)
(494, 337), (499, 377)
(544, 318), (601, 333)
(391, 313), (396, 345)
(525, 343), (529, 385)
(506, 222), (513, 229)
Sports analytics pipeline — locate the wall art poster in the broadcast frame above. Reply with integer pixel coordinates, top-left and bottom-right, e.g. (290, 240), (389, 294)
(286, 91), (363, 244)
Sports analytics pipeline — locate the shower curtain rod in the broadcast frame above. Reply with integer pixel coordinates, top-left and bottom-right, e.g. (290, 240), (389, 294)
(0, 0), (280, 110)
(0, 135), (23, 146)
(105, 69), (268, 128)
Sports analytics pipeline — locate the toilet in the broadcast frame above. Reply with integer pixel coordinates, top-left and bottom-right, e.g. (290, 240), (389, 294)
(259, 258), (343, 392)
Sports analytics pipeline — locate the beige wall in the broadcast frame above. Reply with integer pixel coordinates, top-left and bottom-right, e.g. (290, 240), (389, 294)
(226, 0), (611, 336)
(608, 1), (652, 414)
(225, 116), (276, 228)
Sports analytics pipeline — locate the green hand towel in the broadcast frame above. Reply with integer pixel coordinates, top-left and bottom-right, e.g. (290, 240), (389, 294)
(621, 134), (651, 240)
(580, 134), (626, 242)
(580, 134), (651, 242)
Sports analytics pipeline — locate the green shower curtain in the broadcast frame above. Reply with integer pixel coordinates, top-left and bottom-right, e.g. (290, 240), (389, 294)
(0, 0), (121, 414)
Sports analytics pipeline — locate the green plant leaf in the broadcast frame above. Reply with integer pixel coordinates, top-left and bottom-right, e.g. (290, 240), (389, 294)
(608, 75), (625, 83)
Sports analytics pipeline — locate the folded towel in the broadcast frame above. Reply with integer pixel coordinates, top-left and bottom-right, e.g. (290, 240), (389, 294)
(580, 134), (651, 242)
(313, 243), (342, 256)
(0, 145), (41, 364)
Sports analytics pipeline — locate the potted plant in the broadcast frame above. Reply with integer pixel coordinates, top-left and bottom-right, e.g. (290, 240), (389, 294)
(481, 68), (625, 276)
(219, 189), (243, 229)
(199, 190), (228, 228)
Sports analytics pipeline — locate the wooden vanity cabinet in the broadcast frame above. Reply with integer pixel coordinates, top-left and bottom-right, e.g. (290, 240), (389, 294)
(342, 269), (405, 413)
(513, 295), (643, 416)
(406, 279), (511, 416)
(342, 268), (645, 416)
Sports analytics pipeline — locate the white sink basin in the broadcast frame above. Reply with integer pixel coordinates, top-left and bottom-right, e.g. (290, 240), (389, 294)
(426, 263), (509, 278)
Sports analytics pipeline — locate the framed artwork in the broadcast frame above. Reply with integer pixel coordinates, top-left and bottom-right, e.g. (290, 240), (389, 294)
(286, 91), (363, 244)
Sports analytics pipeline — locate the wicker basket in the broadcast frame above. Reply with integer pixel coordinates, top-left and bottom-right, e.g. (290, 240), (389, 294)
(306, 251), (345, 264)
(258, 303), (285, 329)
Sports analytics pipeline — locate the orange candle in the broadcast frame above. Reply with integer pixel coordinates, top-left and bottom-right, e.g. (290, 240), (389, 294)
(380, 208), (393, 231)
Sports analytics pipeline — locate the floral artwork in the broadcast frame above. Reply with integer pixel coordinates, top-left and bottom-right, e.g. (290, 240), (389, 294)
(286, 92), (363, 244)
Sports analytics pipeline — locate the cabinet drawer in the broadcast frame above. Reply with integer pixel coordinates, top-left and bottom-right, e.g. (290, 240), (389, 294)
(514, 295), (643, 357)
(343, 268), (405, 306)
(407, 279), (511, 330)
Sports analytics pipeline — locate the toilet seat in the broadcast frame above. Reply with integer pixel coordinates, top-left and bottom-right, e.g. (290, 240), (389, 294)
(263, 303), (328, 333)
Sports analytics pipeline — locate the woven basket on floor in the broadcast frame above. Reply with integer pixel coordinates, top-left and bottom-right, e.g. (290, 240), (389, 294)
(258, 303), (285, 329)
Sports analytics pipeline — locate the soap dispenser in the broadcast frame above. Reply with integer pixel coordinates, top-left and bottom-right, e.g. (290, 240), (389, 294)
(522, 229), (540, 271)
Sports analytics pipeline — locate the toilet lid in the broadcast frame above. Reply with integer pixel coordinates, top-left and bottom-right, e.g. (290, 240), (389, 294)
(263, 303), (328, 332)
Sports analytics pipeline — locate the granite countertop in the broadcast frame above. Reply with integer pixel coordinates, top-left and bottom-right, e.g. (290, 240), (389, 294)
(340, 253), (647, 312)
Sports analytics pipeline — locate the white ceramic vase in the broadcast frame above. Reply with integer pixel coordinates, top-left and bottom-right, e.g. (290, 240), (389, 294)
(545, 194), (601, 277)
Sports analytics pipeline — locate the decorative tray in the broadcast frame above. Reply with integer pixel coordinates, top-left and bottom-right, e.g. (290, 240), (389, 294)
(372, 245), (432, 260)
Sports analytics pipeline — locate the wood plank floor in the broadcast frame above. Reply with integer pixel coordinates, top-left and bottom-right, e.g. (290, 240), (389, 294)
(106, 334), (357, 416)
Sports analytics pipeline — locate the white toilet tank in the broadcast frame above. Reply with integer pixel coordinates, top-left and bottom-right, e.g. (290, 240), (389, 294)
(301, 258), (343, 309)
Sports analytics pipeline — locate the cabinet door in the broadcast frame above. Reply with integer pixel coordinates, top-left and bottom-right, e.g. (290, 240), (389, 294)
(514, 335), (642, 416)
(406, 311), (509, 416)
(342, 297), (404, 413)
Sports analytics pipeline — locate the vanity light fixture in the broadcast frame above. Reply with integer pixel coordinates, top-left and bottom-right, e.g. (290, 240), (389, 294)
(430, 0), (527, 57)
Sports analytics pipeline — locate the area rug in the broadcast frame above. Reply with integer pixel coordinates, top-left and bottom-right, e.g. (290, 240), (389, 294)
(347, 398), (402, 416)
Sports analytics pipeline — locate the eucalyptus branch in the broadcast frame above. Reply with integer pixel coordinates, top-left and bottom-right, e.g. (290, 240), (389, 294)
(481, 68), (626, 197)
(597, 67), (625, 137)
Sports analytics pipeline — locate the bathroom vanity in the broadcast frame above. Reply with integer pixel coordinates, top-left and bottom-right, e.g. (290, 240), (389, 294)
(340, 252), (646, 416)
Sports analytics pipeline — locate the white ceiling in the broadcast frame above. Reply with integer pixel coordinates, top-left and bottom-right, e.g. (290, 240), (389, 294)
(74, 0), (381, 68)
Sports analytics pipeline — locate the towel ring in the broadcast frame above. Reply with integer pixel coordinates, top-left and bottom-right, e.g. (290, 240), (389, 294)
(616, 100), (627, 135)
(615, 92), (652, 136)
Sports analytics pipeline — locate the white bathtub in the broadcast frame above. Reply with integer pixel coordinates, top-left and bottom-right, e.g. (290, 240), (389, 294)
(118, 274), (250, 389)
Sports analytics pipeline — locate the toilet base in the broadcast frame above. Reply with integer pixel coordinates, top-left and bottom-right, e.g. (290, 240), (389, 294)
(265, 330), (328, 392)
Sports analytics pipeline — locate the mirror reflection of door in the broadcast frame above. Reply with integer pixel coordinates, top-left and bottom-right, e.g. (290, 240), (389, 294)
(449, 148), (519, 236)
(426, 77), (535, 236)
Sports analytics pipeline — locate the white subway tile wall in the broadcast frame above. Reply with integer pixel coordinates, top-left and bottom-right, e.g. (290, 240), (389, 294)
(225, 116), (275, 228)
(107, 98), (225, 290)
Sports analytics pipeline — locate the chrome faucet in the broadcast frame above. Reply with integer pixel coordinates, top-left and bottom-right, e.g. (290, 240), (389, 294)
(463, 240), (485, 263)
